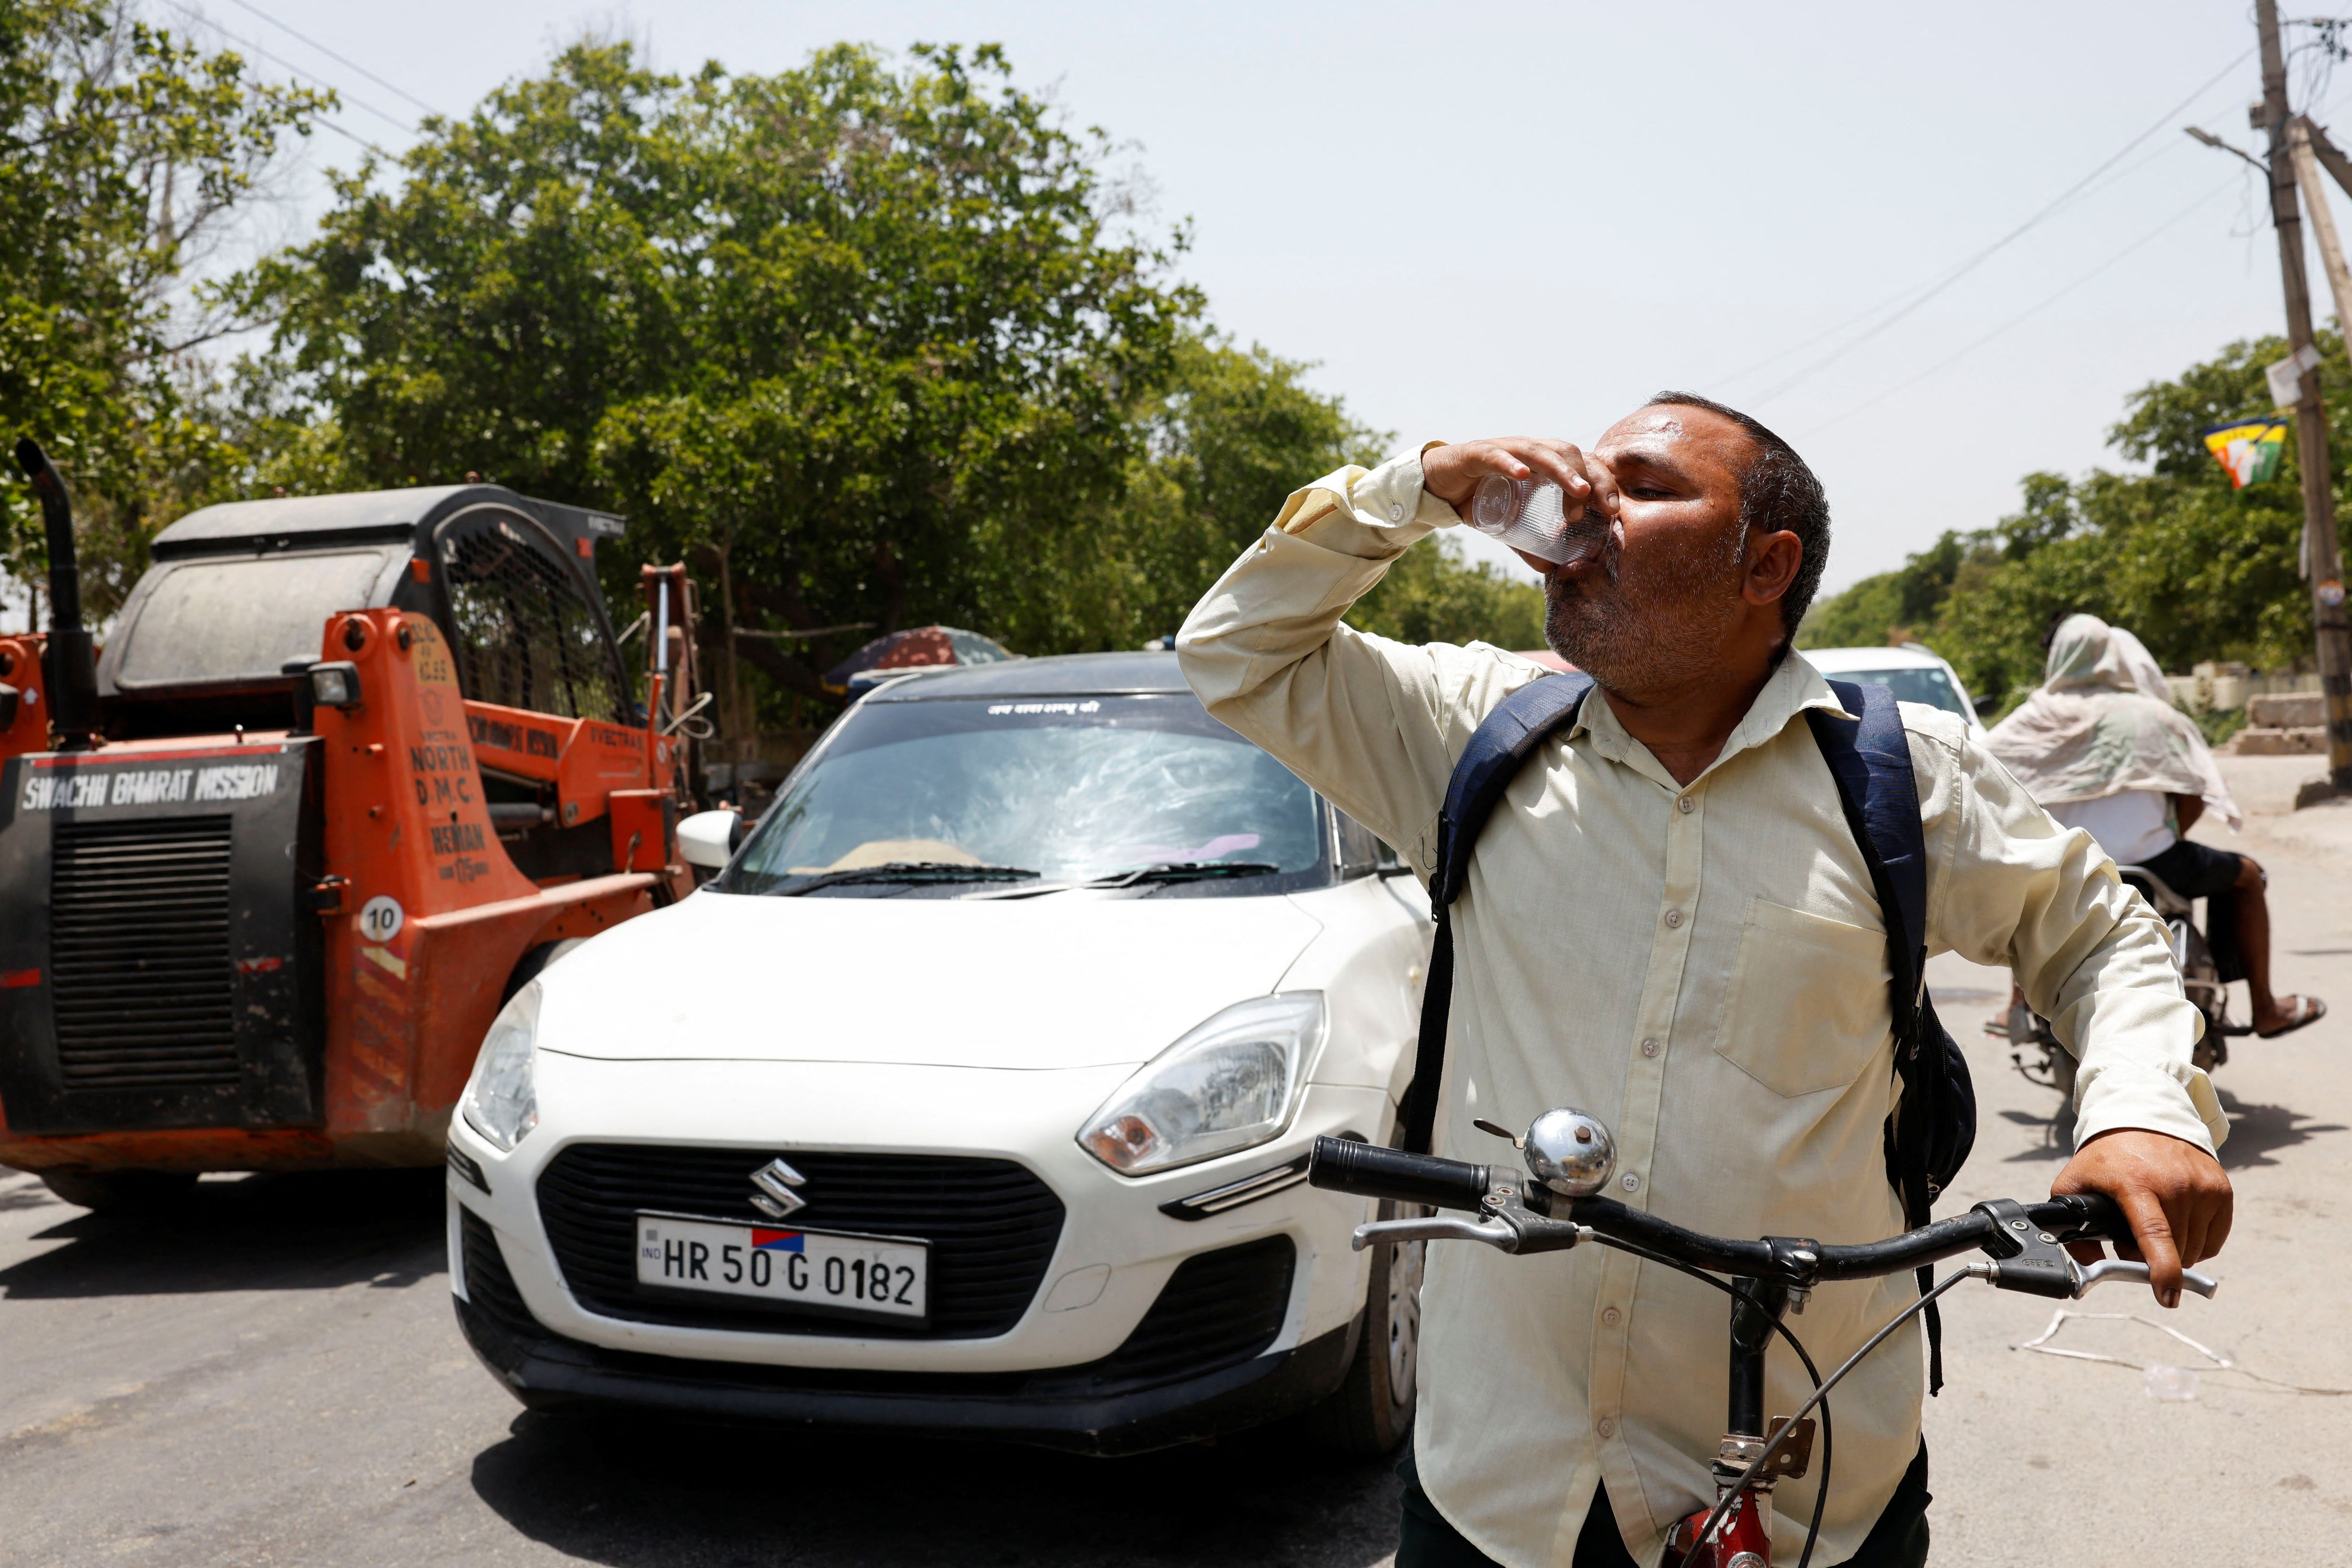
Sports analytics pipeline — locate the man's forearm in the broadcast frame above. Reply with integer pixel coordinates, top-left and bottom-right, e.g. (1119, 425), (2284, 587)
(1176, 451), (1449, 708)
(1175, 448), (1503, 867)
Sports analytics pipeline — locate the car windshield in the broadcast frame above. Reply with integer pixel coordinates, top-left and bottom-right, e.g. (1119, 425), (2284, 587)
(720, 693), (1324, 895)
(1835, 665), (1969, 720)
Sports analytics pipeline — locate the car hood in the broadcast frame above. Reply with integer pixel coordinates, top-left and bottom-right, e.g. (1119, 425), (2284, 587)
(534, 888), (1326, 1072)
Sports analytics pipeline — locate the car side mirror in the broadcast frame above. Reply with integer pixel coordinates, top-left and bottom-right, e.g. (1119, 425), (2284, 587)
(677, 809), (740, 870)
(1972, 693), (2001, 718)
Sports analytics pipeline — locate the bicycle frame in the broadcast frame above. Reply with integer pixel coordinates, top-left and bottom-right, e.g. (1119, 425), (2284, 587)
(1309, 1111), (2217, 1568)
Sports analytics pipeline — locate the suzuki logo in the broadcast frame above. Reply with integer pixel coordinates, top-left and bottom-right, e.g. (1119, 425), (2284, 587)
(749, 1157), (808, 1218)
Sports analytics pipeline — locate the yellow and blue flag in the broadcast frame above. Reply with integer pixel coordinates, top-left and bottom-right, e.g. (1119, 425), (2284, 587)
(2202, 419), (2288, 489)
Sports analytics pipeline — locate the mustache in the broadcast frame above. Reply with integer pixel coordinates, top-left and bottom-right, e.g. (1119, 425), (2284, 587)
(1544, 514), (1620, 581)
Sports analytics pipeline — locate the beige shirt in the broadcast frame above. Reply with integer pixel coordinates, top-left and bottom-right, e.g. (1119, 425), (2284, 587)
(1176, 449), (2226, 1568)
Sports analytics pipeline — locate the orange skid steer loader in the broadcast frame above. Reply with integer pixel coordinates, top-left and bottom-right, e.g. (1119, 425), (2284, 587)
(0, 441), (702, 1208)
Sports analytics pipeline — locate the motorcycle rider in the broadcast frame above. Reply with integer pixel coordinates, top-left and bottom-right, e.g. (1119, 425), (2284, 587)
(1985, 613), (2324, 1039)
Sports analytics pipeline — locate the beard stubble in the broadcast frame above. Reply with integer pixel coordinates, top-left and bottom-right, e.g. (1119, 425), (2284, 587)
(1542, 521), (1751, 695)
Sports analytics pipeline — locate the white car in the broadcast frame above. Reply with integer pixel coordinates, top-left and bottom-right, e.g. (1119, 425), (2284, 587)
(1804, 643), (1989, 735)
(445, 652), (1438, 1454)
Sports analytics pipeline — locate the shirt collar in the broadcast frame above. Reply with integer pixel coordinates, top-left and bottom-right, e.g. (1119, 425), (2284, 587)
(1569, 650), (1853, 791)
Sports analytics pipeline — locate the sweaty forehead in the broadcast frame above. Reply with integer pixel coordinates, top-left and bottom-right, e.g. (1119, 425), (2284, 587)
(1596, 405), (1751, 474)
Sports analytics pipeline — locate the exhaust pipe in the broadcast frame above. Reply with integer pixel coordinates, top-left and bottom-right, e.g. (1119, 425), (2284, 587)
(15, 438), (99, 748)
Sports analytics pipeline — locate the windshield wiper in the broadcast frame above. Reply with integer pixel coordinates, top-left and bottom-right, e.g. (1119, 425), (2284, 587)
(769, 862), (1039, 896)
(960, 860), (1287, 900)
(1083, 861), (1283, 888)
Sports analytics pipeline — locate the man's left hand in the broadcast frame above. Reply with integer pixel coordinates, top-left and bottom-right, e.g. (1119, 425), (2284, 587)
(2051, 1129), (2232, 1308)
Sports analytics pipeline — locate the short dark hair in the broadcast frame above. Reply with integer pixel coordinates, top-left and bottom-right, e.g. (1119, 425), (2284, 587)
(1644, 390), (1831, 643)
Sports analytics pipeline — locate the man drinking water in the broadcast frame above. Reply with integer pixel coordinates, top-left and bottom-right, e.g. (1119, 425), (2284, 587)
(1175, 397), (2231, 1568)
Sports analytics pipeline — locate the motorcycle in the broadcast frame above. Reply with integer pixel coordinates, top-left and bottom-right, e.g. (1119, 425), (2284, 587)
(1991, 860), (2249, 1099)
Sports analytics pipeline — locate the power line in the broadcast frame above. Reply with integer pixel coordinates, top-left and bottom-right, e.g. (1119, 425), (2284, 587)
(153, 0), (413, 138)
(1717, 45), (2257, 406)
(1798, 174), (2241, 438)
(220, 0), (447, 121)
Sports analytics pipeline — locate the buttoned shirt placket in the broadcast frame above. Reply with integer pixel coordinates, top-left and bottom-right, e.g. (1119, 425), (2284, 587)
(1568, 701), (1715, 1554)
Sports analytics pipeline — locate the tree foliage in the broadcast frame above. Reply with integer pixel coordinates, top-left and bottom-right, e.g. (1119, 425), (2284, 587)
(1800, 332), (2326, 705)
(243, 40), (1547, 731)
(1118, 334), (1548, 653)
(250, 40), (1199, 699)
(0, 0), (324, 615)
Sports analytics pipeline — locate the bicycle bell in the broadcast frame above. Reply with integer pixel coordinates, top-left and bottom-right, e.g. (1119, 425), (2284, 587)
(1522, 1107), (1616, 1197)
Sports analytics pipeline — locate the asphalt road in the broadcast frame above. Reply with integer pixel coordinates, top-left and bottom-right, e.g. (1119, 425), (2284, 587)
(3, 754), (2346, 1568)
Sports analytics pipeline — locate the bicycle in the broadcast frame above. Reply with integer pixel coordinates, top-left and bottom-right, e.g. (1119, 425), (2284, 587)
(1308, 1109), (2218, 1568)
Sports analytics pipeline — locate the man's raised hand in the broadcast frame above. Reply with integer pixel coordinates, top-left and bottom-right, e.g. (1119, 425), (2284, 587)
(1422, 438), (1621, 528)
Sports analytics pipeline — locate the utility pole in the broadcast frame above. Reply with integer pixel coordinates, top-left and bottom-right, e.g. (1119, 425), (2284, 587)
(2290, 120), (2352, 348)
(2257, 0), (2352, 791)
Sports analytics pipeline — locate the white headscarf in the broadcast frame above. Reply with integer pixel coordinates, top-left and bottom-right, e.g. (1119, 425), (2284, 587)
(1984, 613), (2242, 832)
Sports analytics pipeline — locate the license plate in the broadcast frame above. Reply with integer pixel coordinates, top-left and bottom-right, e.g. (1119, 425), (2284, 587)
(633, 1214), (929, 1323)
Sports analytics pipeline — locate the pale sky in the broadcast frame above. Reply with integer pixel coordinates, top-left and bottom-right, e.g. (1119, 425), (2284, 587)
(171, 0), (2336, 594)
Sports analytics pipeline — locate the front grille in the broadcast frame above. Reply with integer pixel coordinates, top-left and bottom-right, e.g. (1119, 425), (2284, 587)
(49, 817), (238, 1091)
(536, 1144), (1067, 1339)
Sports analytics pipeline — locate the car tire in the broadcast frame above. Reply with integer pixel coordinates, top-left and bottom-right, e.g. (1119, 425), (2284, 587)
(38, 1169), (199, 1212)
(1307, 1198), (1425, 1455)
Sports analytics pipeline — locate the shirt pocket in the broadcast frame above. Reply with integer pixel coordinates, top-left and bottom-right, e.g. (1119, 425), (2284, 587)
(1712, 898), (1892, 1098)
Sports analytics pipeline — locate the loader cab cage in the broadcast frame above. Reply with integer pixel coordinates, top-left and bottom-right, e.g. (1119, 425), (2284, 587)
(94, 486), (631, 737)
(436, 508), (627, 723)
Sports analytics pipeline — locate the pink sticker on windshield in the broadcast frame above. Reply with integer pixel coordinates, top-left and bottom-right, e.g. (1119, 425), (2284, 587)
(1107, 832), (1264, 862)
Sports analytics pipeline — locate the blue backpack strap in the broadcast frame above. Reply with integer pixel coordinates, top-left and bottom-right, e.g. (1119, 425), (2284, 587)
(1805, 680), (1927, 1018)
(1399, 671), (1595, 1154)
(1806, 677), (1976, 1396)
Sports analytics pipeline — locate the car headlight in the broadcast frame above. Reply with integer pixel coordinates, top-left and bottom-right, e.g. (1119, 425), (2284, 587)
(461, 981), (541, 1152)
(1079, 993), (1326, 1176)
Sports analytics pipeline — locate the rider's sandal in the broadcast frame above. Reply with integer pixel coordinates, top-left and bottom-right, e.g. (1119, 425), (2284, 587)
(2257, 995), (2328, 1038)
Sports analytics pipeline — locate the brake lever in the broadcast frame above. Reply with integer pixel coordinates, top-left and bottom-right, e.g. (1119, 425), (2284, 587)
(1351, 1178), (1588, 1255)
(1951, 1256), (2220, 1299)
(1351, 1215), (1517, 1250)
(2074, 1259), (2220, 1299)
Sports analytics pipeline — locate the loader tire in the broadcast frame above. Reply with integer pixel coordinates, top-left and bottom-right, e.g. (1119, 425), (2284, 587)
(502, 939), (587, 1004)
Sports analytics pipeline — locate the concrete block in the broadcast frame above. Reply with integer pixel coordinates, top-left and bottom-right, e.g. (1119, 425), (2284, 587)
(2248, 692), (2324, 729)
(2228, 726), (2328, 756)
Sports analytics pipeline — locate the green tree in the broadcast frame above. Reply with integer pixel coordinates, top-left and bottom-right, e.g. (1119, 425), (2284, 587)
(250, 40), (1199, 703)
(245, 39), (1545, 735)
(0, 0), (325, 615)
(1800, 332), (2328, 706)
(1115, 334), (1385, 642)
(1121, 334), (1546, 653)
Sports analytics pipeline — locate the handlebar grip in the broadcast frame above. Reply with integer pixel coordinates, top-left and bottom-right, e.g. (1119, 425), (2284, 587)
(1307, 1136), (1491, 1212)
(2034, 1191), (2129, 1242)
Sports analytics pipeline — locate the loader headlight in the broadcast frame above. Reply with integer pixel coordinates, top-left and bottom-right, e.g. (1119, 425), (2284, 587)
(1078, 993), (1325, 1176)
(461, 982), (541, 1152)
(307, 661), (362, 709)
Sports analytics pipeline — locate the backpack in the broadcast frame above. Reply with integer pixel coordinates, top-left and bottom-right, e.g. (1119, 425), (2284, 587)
(1396, 673), (1977, 1392)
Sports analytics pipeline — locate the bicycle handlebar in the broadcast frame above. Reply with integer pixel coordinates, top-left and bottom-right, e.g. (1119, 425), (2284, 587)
(1305, 1136), (1495, 1213)
(1304, 1134), (2199, 1296)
